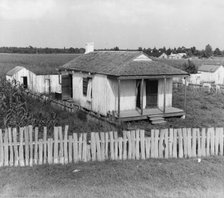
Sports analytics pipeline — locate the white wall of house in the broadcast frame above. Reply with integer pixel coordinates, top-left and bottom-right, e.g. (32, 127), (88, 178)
(6, 67), (36, 91)
(199, 66), (224, 84)
(6, 67), (61, 94)
(71, 72), (174, 115)
(36, 75), (61, 93)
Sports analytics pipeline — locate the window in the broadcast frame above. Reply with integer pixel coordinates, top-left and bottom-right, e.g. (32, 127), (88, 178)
(83, 77), (92, 101)
(83, 78), (89, 96)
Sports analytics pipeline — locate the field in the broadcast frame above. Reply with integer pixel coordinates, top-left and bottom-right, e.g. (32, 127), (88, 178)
(156, 56), (224, 70)
(0, 53), (80, 76)
(0, 157), (224, 197)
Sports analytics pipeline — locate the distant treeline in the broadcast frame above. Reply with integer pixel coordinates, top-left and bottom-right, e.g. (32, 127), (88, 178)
(98, 44), (224, 58)
(0, 44), (223, 58)
(0, 46), (85, 54)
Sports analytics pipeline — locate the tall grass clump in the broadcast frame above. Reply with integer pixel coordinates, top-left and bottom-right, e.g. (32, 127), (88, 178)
(0, 78), (57, 129)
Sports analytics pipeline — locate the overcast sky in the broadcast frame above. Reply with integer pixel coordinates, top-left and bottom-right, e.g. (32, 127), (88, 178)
(0, 0), (224, 49)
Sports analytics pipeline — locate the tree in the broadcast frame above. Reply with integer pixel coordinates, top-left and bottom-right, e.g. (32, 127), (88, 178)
(113, 46), (119, 51)
(183, 60), (197, 74)
(214, 48), (222, 56)
(138, 47), (143, 51)
(204, 44), (213, 58)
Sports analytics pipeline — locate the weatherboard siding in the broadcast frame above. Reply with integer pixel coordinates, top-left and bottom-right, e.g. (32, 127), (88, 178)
(199, 66), (224, 84)
(36, 75), (61, 93)
(72, 72), (91, 110)
(6, 67), (36, 91)
(6, 67), (61, 94)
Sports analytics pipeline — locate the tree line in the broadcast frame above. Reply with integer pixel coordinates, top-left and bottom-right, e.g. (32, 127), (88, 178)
(0, 44), (222, 58)
(0, 46), (85, 54)
(100, 44), (223, 58)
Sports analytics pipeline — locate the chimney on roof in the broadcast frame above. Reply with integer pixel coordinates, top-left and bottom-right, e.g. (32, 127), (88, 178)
(85, 42), (94, 54)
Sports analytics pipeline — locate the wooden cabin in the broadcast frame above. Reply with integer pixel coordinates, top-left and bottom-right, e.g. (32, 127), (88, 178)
(6, 66), (61, 94)
(59, 50), (188, 123)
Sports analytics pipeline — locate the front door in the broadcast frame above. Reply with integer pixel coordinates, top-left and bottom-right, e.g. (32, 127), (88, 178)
(146, 80), (158, 108)
(22, 76), (28, 89)
(62, 74), (73, 99)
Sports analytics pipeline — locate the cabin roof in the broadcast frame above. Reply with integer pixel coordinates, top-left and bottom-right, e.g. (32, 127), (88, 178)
(198, 65), (222, 73)
(61, 51), (187, 77)
(6, 66), (25, 76)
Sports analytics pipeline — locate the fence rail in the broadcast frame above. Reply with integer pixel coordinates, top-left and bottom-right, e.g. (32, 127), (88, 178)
(0, 126), (223, 167)
(24, 90), (79, 113)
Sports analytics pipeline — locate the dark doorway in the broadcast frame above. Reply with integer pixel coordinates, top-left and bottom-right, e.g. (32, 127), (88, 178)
(22, 77), (28, 89)
(62, 74), (73, 99)
(136, 80), (141, 109)
(146, 80), (158, 108)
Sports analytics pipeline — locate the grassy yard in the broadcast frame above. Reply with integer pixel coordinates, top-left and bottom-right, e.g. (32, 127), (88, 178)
(125, 85), (224, 130)
(0, 157), (224, 198)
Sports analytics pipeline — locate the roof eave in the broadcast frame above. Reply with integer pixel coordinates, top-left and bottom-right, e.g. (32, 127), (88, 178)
(118, 73), (189, 80)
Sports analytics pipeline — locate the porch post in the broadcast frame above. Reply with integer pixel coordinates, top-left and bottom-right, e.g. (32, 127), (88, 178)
(163, 76), (166, 114)
(118, 79), (120, 119)
(184, 77), (187, 113)
(140, 78), (144, 115)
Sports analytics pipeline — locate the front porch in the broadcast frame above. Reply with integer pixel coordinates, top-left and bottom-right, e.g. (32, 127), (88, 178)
(117, 107), (185, 121)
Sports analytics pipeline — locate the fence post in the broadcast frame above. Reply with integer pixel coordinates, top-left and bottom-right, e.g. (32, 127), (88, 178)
(19, 128), (25, 166)
(34, 127), (38, 165)
(64, 126), (69, 164)
(8, 128), (14, 166)
(122, 131), (127, 160)
(43, 127), (47, 164)
(140, 130), (145, 160)
(28, 126), (33, 166)
(0, 130), (3, 167)
(13, 128), (19, 166)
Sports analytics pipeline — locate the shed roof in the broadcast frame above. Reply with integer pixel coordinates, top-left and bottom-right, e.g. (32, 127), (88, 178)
(198, 65), (222, 73)
(6, 66), (25, 76)
(61, 51), (187, 77)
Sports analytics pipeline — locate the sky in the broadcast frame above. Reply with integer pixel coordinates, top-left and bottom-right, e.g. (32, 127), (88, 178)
(0, 0), (224, 49)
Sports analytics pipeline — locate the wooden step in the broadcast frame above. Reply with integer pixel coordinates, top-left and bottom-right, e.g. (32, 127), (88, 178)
(150, 117), (165, 121)
(151, 120), (167, 125)
(148, 115), (167, 125)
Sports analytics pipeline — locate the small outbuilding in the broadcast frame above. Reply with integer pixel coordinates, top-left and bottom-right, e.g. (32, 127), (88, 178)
(158, 53), (168, 59)
(59, 45), (188, 123)
(6, 66), (61, 94)
(198, 65), (224, 84)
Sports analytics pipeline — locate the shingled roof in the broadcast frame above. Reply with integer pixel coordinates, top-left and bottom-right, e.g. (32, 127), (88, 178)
(198, 65), (222, 73)
(61, 51), (187, 77)
(6, 66), (25, 76)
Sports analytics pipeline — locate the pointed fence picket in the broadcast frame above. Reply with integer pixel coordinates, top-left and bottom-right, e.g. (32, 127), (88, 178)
(0, 126), (223, 167)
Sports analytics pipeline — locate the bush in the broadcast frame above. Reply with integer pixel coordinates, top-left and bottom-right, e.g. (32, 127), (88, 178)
(183, 60), (197, 74)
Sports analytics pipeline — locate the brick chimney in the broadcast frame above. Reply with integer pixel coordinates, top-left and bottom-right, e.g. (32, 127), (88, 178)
(85, 42), (94, 54)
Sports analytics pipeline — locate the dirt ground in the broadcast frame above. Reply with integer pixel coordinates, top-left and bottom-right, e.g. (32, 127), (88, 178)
(0, 157), (224, 198)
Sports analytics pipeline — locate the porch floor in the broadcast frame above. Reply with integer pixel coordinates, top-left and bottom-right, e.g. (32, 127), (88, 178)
(118, 107), (184, 121)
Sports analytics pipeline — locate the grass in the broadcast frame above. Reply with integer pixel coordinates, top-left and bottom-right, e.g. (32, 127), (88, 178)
(24, 94), (115, 136)
(156, 56), (224, 70)
(125, 86), (224, 130)
(0, 53), (80, 76)
(0, 157), (224, 197)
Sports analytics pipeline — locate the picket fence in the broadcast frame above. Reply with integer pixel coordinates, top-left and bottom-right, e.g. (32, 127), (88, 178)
(0, 126), (223, 167)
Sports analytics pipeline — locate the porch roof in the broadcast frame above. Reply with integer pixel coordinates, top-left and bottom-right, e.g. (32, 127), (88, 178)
(60, 51), (188, 77)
